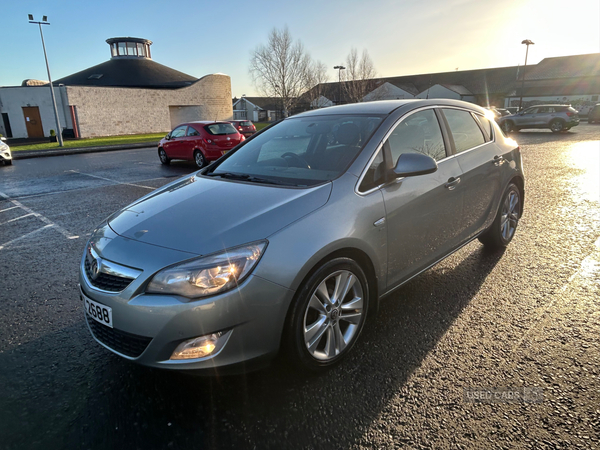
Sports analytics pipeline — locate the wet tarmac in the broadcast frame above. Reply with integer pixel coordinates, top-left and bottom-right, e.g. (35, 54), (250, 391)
(1, 125), (599, 449)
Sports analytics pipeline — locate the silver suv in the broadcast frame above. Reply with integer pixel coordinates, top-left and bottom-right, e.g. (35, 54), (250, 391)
(499, 104), (580, 133)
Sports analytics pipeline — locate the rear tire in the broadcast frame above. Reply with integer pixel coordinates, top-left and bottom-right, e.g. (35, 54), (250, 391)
(282, 257), (369, 372)
(550, 119), (564, 133)
(5, 160), (12, 165)
(194, 150), (206, 169)
(158, 148), (170, 165)
(478, 183), (521, 250)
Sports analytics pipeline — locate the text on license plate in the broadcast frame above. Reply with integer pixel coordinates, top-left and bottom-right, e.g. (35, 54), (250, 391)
(83, 294), (113, 328)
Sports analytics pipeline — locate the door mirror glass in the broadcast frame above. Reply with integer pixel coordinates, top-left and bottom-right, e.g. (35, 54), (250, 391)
(393, 152), (438, 178)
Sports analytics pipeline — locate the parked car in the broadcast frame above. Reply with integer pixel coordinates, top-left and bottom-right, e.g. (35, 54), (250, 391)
(588, 103), (600, 123)
(506, 107), (520, 114)
(80, 99), (524, 374)
(0, 137), (12, 165)
(230, 119), (257, 137)
(498, 104), (580, 133)
(495, 107), (511, 117)
(158, 121), (245, 168)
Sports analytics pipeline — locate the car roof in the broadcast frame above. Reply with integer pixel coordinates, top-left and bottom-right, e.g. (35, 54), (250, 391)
(187, 121), (233, 125)
(294, 99), (487, 117)
(525, 104), (570, 107)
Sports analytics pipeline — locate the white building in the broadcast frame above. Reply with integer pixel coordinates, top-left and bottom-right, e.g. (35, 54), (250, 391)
(0, 37), (233, 139)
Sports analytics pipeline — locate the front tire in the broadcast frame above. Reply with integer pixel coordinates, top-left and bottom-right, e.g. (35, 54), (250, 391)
(283, 258), (369, 371)
(478, 183), (522, 250)
(4, 160), (12, 166)
(194, 150), (206, 169)
(550, 119), (564, 133)
(158, 148), (170, 165)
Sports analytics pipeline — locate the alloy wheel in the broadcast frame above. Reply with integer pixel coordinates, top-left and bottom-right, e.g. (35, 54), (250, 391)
(302, 270), (364, 361)
(194, 151), (205, 168)
(500, 189), (520, 241)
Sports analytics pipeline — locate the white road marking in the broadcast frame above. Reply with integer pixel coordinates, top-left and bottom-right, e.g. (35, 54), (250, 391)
(0, 224), (53, 250)
(0, 213), (34, 226)
(0, 192), (79, 240)
(0, 206), (19, 213)
(68, 170), (155, 189)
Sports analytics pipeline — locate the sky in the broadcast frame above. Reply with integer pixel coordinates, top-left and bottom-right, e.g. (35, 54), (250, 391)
(2, 0), (599, 97)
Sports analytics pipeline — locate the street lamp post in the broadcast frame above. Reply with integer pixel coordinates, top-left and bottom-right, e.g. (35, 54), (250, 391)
(28, 14), (63, 147)
(333, 65), (345, 105)
(518, 39), (534, 112)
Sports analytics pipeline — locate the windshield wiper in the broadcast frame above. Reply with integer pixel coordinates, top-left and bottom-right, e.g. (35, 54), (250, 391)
(207, 172), (292, 186)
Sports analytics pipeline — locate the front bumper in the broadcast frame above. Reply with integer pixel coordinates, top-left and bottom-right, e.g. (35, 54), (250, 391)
(81, 274), (294, 372)
(0, 149), (11, 161)
(79, 231), (295, 373)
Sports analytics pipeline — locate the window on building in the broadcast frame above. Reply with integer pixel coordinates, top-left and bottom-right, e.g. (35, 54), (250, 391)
(111, 43), (117, 57)
(442, 109), (486, 154)
(127, 42), (137, 56)
(118, 42), (127, 56)
(137, 43), (146, 57)
(387, 109), (447, 165)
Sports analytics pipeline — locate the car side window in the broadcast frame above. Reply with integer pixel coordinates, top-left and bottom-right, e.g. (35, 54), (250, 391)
(524, 107), (537, 114)
(387, 109), (447, 167)
(537, 107), (548, 114)
(187, 126), (200, 136)
(474, 114), (493, 141)
(359, 150), (385, 192)
(442, 109), (486, 154)
(171, 126), (187, 138)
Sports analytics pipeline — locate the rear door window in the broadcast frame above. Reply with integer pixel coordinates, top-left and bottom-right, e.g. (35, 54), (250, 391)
(441, 109), (486, 154)
(474, 114), (493, 141)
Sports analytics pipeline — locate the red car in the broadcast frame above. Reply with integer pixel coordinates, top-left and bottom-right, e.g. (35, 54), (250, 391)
(229, 120), (257, 138)
(158, 121), (245, 168)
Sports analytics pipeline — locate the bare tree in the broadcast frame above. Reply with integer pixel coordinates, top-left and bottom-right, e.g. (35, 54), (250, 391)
(302, 60), (330, 109)
(341, 48), (378, 103)
(249, 27), (313, 117)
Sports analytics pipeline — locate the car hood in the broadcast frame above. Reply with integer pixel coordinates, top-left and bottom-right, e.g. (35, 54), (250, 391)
(108, 174), (332, 255)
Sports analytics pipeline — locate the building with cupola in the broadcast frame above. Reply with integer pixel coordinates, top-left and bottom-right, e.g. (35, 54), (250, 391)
(0, 37), (232, 139)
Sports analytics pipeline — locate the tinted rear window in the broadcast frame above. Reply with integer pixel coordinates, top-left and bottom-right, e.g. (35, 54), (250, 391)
(205, 123), (238, 135)
(239, 121), (253, 126)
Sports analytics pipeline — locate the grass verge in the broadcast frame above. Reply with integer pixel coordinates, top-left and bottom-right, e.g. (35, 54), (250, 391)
(12, 133), (166, 152)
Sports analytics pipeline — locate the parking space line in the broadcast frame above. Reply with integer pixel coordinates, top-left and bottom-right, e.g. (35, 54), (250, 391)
(0, 192), (79, 240)
(0, 213), (34, 226)
(68, 170), (155, 190)
(0, 224), (53, 251)
(0, 206), (19, 213)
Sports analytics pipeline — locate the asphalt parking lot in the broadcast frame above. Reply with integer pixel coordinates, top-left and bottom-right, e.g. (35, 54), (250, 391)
(1, 124), (599, 449)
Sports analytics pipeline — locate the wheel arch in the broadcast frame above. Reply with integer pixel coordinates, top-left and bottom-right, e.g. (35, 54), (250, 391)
(509, 175), (525, 216)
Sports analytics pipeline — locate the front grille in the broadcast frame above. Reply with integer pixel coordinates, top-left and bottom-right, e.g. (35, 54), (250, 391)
(86, 315), (152, 358)
(85, 258), (133, 292)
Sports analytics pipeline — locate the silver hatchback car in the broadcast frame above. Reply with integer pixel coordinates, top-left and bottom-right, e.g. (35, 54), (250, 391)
(80, 100), (524, 373)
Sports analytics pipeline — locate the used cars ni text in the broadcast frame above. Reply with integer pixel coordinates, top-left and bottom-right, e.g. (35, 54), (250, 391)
(81, 99), (524, 373)
(498, 104), (579, 133)
(158, 121), (245, 168)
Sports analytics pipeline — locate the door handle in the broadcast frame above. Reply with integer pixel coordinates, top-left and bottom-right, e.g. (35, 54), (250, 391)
(445, 177), (461, 190)
(492, 155), (504, 166)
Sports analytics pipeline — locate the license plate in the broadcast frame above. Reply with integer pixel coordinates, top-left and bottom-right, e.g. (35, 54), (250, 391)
(82, 292), (113, 328)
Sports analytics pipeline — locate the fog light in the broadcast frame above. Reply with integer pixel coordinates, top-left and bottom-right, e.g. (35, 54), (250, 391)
(170, 331), (231, 360)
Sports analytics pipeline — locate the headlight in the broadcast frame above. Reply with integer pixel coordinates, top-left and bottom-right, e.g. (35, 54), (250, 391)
(146, 241), (267, 298)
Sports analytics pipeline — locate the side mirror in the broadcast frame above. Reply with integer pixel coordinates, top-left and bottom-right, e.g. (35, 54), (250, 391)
(0, 137), (6, 141)
(393, 152), (438, 178)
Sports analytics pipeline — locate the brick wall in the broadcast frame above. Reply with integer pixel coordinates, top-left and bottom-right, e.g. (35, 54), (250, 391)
(65, 74), (233, 137)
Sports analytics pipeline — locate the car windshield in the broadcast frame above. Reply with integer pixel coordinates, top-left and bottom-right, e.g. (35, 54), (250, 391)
(208, 114), (384, 187)
(204, 123), (238, 135)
